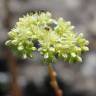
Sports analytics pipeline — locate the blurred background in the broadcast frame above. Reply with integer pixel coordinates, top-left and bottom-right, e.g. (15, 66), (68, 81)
(0, 0), (96, 96)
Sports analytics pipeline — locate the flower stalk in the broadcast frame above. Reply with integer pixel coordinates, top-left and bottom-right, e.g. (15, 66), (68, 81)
(48, 64), (62, 96)
(7, 50), (22, 96)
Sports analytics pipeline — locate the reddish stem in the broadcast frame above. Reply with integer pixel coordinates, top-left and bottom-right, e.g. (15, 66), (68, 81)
(6, 50), (22, 96)
(48, 64), (62, 96)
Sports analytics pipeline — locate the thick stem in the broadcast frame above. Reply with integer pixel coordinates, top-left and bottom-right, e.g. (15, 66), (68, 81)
(3, 0), (12, 30)
(48, 64), (62, 96)
(6, 50), (22, 96)
(9, 57), (22, 96)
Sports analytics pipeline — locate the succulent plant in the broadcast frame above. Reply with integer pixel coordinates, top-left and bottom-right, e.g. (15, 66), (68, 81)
(5, 12), (89, 64)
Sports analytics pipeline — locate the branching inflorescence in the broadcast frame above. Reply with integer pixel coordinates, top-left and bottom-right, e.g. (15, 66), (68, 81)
(5, 12), (89, 64)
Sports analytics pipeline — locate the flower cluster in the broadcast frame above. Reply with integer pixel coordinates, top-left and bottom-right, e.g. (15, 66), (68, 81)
(5, 12), (89, 63)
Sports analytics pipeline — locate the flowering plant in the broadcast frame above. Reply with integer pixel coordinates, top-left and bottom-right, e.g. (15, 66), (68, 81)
(5, 12), (89, 96)
(5, 12), (89, 64)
